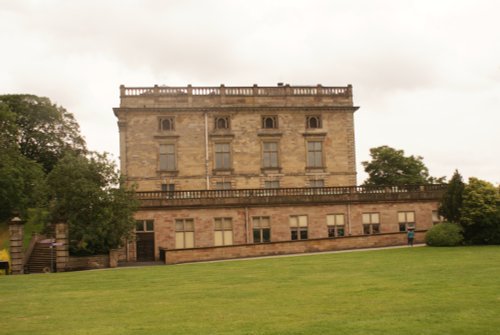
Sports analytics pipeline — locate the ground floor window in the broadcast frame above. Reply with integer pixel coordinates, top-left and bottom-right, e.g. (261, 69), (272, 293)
(175, 219), (194, 249)
(398, 211), (415, 231)
(327, 214), (345, 237)
(362, 213), (380, 235)
(290, 215), (308, 240)
(252, 216), (271, 243)
(214, 217), (233, 246)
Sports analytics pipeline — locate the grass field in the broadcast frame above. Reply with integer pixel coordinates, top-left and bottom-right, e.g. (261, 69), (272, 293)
(1, 246), (499, 335)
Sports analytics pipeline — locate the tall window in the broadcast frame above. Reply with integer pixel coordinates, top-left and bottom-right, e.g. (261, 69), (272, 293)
(327, 214), (345, 237)
(306, 116), (322, 129)
(136, 220), (154, 232)
(214, 218), (233, 246)
(262, 116), (277, 129)
(175, 219), (194, 249)
(253, 216), (271, 243)
(262, 142), (279, 168)
(215, 116), (230, 129)
(159, 144), (176, 171)
(362, 213), (380, 235)
(398, 211), (415, 231)
(159, 117), (174, 131)
(215, 143), (231, 169)
(307, 141), (323, 168)
(289, 215), (308, 240)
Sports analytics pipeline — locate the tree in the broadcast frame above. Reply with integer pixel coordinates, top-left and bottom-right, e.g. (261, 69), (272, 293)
(0, 95), (86, 172)
(47, 152), (138, 255)
(362, 146), (440, 186)
(439, 170), (465, 223)
(460, 178), (500, 244)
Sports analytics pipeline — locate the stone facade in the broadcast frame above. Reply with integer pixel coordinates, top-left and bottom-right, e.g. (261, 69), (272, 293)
(114, 84), (444, 264)
(113, 84), (358, 191)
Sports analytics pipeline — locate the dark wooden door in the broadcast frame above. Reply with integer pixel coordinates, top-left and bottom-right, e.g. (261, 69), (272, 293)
(136, 232), (155, 261)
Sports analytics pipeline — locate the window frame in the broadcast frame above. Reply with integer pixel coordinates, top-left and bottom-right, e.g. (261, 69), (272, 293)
(262, 116), (278, 129)
(362, 212), (380, 235)
(214, 116), (230, 130)
(214, 217), (233, 246)
(306, 115), (322, 129)
(159, 117), (175, 131)
(262, 141), (279, 169)
(252, 216), (271, 243)
(214, 142), (232, 170)
(326, 214), (345, 237)
(136, 220), (154, 232)
(398, 211), (416, 232)
(159, 143), (177, 171)
(175, 219), (194, 249)
(289, 215), (308, 241)
(306, 140), (324, 168)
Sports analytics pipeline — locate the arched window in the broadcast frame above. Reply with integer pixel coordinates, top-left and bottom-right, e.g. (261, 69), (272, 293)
(160, 117), (174, 131)
(215, 116), (230, 129)
(262, 116), (277, 129)
(306, 116), (321, 129)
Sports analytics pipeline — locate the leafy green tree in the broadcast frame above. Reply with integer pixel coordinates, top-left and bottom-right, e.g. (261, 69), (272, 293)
(460, 178), (500, 244)
(439, 170), (465, 223)
(362, 146), (440, 186)
(0, 95), (86, 172)
(47, 152), (138, 255)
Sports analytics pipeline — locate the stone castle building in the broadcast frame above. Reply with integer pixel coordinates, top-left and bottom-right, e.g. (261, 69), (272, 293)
(113, 84), (444, 264)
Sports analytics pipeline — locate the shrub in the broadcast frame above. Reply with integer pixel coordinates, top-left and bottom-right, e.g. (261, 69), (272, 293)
(426, 222), (463, 246)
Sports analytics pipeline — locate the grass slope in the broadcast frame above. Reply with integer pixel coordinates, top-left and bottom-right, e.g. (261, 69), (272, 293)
(1, 246), (499, 335)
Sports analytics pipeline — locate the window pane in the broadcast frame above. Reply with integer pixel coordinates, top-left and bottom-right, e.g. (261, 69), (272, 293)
(363, 224), (370, 234)
(223, 219), (232, 230)
(407, 212), (415, 222)
(185, 232), (194, 248)
(328, 226), (336, 238)
(337, 226), (345, 237)
(175, 232), (185, 249)
(298, 215), (308, 227)
(185, 220), (194, 231)
(291, 228), (298, 240)
(253, 229), (261, 243)
(300, 228), (308, 240)
(262, 228), (271, 242)
(336, 214), (345, 225)
(326, 215), (335, 226)
(362, 214), (370, 224)
(289, 216), (298, 227)
(136, 221), (144, 231)
(215, 219), (222, 230)
(372, 224), (380, 234)
(214, 231), (223, 246)
(371, 213), (380, 224)
(398, 212), (406, 222)
(399, 223), (406, 232)
(175, 221), (184, 231)
(261, 217), (270, 227)
(223, 231), (233, 245)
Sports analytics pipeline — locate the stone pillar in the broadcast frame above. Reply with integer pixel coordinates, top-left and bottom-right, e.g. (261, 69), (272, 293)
(55, 223), (69, 272)
(8, 216), (25, 275)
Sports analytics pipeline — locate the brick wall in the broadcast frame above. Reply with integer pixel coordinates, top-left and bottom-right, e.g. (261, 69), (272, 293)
(164, 231), (425, 264)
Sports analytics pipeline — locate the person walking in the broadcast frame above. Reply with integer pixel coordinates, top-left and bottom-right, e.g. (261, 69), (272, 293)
(407, 228), (415, 247)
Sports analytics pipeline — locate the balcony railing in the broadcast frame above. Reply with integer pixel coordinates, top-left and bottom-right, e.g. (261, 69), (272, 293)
(136, 184), (447, 207)
(120, 84), (352, 98)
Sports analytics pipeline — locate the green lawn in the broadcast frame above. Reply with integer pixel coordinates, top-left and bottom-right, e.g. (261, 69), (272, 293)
(1, 246), (499, 335)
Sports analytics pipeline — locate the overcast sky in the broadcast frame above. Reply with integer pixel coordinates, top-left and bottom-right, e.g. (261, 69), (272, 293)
(1, 0), (499, 184)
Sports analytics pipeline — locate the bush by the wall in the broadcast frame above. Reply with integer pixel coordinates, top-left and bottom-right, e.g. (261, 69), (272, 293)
(426, 222), (464, 246)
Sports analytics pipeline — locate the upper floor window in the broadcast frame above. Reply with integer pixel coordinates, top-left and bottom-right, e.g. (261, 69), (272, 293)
(215, 116), (230, 130)
(159, 117), (174, 131)
(306, 115), (322, 129)
(262, 141), (279, 168)
(214, 217), (233, 246)
(215, 181), (232, 190)
(398, 211), (415, 231)
(159, 144), (176, 171)
(307, 141), (323, 168)
(214, 143), (231, 169)
(262, 116), (278, 129)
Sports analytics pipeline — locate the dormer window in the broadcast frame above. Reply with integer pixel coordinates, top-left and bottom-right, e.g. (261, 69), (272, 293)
(306, 116), (322, 129)
(160, 117), (174, 131)
(215, 116), (230, 130)
(262, 116), (277, 129)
